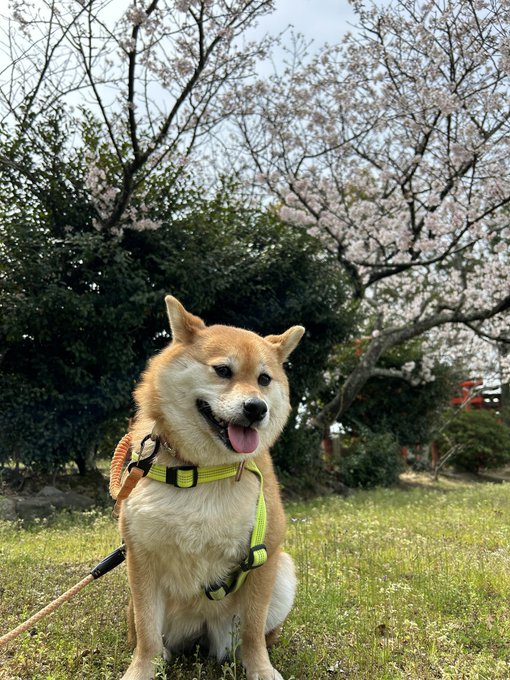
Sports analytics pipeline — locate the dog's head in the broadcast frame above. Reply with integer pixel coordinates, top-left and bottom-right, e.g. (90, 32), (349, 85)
(134, 296), (305, 466)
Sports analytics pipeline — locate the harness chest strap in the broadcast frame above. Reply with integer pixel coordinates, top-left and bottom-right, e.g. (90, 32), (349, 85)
(128, 451), (268, 601)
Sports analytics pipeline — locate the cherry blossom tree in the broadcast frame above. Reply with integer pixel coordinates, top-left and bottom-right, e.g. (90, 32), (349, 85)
(232, 0), (510, 428)
(0, 0), (273, 231)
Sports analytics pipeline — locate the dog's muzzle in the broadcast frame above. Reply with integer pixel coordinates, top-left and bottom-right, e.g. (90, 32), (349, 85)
(196, 399), (264, 454)
(242, 398), (268, 424)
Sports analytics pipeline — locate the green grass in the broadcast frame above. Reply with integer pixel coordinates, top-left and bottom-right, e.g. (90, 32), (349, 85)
(2, 475), (510, 679)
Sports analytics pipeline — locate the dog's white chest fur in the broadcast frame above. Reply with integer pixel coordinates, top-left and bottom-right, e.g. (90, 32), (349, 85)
(122, 471), (260, 601)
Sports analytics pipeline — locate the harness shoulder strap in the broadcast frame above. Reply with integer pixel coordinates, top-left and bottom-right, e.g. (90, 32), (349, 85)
(205, 461), (267, 601)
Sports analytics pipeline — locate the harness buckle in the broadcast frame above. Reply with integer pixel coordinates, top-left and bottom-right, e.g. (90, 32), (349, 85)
(205, 543), (268, 601)
(240, 544), (267, 572)
(205, 577), (235, 601)
(166, 465), (199, 488)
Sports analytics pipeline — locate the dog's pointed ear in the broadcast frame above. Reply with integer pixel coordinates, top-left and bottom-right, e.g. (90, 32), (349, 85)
(165, 296), (206, 344)
(265, 326), (305, 362)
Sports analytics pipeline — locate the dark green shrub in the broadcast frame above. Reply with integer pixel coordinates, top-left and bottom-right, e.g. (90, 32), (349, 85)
(438, 410), (510, 473)
(273, 415), (322, 475)
(338, 431), (403, 488)
(0, 115), (350, 474)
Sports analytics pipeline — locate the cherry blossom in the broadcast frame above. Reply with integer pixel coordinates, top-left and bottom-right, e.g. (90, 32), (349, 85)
(232, 0), (510, 425)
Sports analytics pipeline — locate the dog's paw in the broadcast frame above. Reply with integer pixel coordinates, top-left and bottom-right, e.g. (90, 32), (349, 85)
(120, 661), (155, 680)
(246, 667), (284, 680)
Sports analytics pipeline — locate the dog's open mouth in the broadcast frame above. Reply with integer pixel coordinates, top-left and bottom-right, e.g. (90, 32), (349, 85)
(196, 400), (259, 454)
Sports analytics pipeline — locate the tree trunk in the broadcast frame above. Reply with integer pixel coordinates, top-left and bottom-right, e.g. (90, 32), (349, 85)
(315, 334), (392, 428)
(315, 298), (510, 430)
(75, 444), (98, 476)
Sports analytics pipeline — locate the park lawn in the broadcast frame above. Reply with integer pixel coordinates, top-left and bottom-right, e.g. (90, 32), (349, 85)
(1, 476), (510, 679)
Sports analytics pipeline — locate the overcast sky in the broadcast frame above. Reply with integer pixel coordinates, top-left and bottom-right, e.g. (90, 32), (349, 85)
(255, 0), (356, 45)
(0, 0), (358, 115)
(0, 1), (356, 73)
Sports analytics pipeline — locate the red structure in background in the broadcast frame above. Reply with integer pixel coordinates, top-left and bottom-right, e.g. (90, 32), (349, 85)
(325, 375), (503, 469)
(451, 379), (501, 411)
(403, 380), (503, 468)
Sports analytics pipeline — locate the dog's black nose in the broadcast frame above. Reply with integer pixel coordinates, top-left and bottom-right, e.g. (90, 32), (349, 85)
(243, 398), (268, 422)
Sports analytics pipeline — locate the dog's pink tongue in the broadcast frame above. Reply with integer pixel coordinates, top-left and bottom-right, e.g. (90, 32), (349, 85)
(227, 423), (259, 454)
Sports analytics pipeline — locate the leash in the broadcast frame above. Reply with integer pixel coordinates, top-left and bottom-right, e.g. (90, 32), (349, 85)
(109, 431), (163, 517)
(109, 431), (132, 500)
(0, 432), (163, 648)
(0, 545), (126, 648)
(0, 432), (137, 648)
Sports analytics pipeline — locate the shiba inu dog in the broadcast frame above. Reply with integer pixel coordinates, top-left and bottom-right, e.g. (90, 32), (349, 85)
(119, 296), (305, 680)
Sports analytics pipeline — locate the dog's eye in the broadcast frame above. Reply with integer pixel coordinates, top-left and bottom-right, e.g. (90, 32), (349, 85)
(258, 373), (272, 387)
(213, 365), (233, 379)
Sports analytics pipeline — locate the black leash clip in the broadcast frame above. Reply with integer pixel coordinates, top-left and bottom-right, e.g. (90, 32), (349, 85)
(127, 434), (160, 476)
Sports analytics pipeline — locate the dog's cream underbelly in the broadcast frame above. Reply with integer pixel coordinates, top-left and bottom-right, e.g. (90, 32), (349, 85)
(122, 472), (260, 601)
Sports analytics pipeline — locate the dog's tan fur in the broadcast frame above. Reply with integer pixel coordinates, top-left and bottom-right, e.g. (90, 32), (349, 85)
(119, 296), (304, 680)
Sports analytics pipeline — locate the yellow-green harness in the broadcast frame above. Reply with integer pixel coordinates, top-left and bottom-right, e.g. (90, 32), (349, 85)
(129, 451), (268, 601)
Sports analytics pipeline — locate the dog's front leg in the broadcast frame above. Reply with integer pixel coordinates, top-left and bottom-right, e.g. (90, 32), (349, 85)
(240, 553), (284, 680)
(121, 548), (164, 680)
